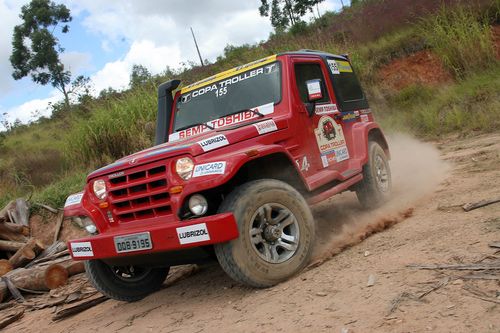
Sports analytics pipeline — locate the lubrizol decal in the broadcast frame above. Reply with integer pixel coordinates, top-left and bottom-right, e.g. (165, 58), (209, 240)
(254, 119), (277, 134)
(314, 116), (350, 167)
(197, 134), (229, 152)
(192, 161), (226, 177)
(65, 193), (83, 207)
(177, 223), (210, 245)
(71, 241), (94, 257)
(315, 103), (338, 115)
(169, 103), (275, 142)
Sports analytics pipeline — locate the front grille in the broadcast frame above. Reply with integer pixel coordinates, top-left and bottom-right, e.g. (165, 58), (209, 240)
(107, 164), (171, 222)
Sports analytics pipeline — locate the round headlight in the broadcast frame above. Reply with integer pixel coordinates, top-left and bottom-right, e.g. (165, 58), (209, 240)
(188, 194), (208, 216)
(176, 157), (194, 180)
(93, 179), (107, 200)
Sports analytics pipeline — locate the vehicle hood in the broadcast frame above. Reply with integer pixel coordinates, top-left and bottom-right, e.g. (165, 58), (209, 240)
(86, 117), (283, 181)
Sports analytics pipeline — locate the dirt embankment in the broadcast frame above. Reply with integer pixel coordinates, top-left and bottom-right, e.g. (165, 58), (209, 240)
(5, 132), (499, 332)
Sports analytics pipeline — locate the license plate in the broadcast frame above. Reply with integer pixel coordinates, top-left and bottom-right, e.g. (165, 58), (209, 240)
(114, 232), (152, 253)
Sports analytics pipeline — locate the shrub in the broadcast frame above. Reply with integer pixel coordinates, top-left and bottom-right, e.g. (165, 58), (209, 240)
(419, 5), (497, 79)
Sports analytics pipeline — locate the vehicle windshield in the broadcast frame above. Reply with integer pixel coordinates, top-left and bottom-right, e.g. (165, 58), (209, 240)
(173, 61), (281, 133)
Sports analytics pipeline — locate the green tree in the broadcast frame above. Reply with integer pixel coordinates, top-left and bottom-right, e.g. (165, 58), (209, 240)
(10, 0), (72, 107)
(130, 64), (152, 88)
(259, 0), (324, 31)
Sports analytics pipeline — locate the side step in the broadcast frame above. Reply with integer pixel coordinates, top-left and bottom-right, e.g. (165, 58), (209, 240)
(306, 174), (363, 205)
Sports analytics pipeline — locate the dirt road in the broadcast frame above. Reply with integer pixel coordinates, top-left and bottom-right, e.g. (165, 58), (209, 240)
(5, 133), (500, 332)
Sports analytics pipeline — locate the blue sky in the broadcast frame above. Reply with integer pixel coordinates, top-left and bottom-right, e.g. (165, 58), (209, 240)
(0, 0), (343, 130)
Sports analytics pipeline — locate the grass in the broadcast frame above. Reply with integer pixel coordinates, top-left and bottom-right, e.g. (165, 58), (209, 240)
(419, 5), (497, 79)
(377, 64), (500, 136)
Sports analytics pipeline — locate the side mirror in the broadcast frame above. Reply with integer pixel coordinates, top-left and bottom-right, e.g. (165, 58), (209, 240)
(306, 79), (323, 102)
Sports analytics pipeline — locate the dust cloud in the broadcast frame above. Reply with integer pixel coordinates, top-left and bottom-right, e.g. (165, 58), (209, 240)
(310, 133), (450, 264)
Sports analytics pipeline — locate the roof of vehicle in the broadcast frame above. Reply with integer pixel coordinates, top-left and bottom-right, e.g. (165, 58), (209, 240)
(180, 50), (349, 94)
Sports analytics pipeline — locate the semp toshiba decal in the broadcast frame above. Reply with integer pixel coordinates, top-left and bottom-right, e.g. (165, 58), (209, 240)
(314, 116), (350, 168)
(169, 103), (274, 142)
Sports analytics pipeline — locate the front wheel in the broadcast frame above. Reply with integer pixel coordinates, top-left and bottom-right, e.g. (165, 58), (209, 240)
(214, 179), (315, 287)
(356, 141), (392, 209)
(85, 260), (169, 302)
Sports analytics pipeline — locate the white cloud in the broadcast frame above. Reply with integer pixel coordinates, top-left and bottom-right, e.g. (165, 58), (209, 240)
(90, 40), (182, 93)
(0, 0), (24, 97)
(60, 51), (93, 74)
(1, 0), (346, 128)
(0, 90), (61, 130)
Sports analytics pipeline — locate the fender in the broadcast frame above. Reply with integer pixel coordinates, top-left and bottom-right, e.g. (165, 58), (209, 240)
(63, 188), (110, 233)
(350, 122), (390, 165)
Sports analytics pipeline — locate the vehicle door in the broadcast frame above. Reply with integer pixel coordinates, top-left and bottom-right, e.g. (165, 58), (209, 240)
(291, 57), (351, 180)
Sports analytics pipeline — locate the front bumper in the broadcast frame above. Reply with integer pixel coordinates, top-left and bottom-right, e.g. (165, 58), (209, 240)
(68, 212), (239, 261)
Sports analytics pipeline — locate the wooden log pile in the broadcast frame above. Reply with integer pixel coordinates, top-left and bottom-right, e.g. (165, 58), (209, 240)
(0, 199), (99, 329)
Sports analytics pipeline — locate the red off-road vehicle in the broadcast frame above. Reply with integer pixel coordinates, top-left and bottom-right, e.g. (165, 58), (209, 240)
(65, 50), (391, 301)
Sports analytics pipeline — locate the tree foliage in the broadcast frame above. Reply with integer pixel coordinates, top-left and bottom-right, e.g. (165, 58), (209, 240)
(259, 0), (324, 31)
(130, 64), (152, 88)
(10, 0), (72, 107)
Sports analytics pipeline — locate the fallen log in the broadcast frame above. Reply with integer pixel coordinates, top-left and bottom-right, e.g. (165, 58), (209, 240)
(462, 197), (500, 212)
(0, 222), (29, 242)
(53, 294), (108, 321)
(407, 263), (500, 270)
(0, 260), (13, 277)
(33, 202), (59, 214)
(0, 264), (68, 302)
(0, 199), (29, 226)
(25, 241), (67, 268)
(53, 211), (65, 244)
(489, 241), (500, 249)
(0, 307), (24, 329)
(0, 240), (25, 252)
(9, 238), (45, 268)
(65, 261), (85, 276)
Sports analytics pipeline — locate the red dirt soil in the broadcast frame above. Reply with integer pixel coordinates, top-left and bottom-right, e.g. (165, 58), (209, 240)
(377, 50), (453, 91)
(492, 25), (500, 59)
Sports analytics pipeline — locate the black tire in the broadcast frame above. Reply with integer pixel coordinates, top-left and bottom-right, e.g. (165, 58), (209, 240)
(84, 260), (169, 302)
(356, 141), (392, 209)
(214, 179), (315, 287)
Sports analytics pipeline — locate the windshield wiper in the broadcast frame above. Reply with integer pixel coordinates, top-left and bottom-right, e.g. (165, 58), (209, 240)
(176, 122), (215, 132)
(225, 107), (265, 118)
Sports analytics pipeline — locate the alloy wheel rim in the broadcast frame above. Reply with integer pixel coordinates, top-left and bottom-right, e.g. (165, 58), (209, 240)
(249, 203), (300, 264)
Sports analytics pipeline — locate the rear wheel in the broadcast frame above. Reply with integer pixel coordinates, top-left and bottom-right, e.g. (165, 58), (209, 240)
(85, 260), (169, 302)
(214, 179), (315, 287)
(356, 141), (392, 209)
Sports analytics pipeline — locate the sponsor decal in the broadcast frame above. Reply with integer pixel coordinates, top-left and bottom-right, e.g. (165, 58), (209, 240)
(327, 59), (340, 75)
(341, 111), (359, 123)
(71, 241), (94, 257)
(315, 103), (338, 115)
(181, 55), (277, 94)
(337, 60), (353, 73)
(359, 108), (372, 115)
(108, 171), (125, 179)
(65, 193), (83, 207)
(295, 156), (310, 172)
(314, 116), (350, 167)
(177, 223), (210, 245)
(197, 134), (229, 152)
(193, 161), (226, 177)
(254, 119), (277, 134)
(360, 114), (369, 123)
(169, 103), (275, 141)
(306, 80), (322, 99)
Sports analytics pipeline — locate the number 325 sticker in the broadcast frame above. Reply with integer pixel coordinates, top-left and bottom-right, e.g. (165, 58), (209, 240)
(296, 156), (310, 172)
